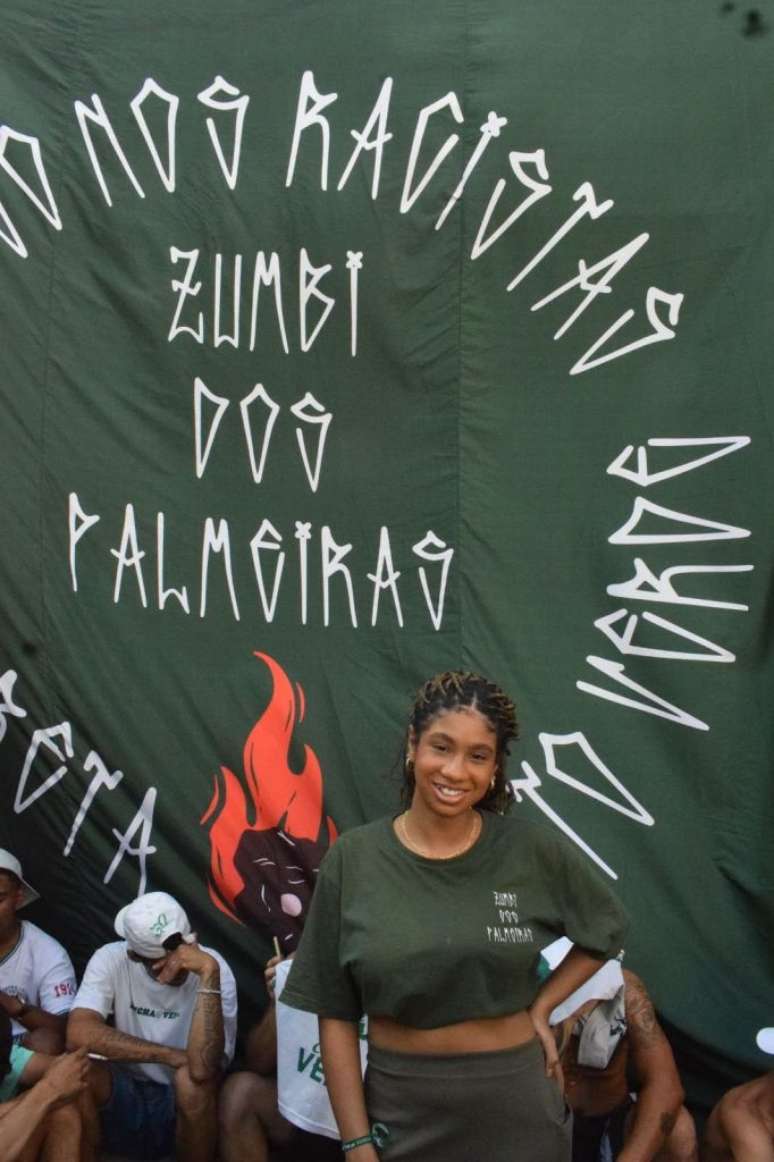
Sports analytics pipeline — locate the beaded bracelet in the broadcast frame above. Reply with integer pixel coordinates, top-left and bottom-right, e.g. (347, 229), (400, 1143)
(341, 1134), (373, 1153)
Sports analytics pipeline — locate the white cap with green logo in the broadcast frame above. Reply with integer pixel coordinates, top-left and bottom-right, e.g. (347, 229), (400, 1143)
(114, 891), (194, 959)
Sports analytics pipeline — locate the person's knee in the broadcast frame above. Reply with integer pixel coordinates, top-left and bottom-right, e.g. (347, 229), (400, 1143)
(46, 1102), (82, 1141)
(218, 1071), (293, 1145)
(175, 1063), (218, 1121)
(220, 1072), (263, 1127)
(717, 1080), (760, 1134)
(85, 1059), (113, 1108)
(664, 1106), (698, 1160)
(723, 1082), (755, 1111)
(718, 1076), (774, 1137)
(220, 1072), (276, 1122)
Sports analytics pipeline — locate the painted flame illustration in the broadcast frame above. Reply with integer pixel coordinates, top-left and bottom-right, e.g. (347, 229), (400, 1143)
(201, 652), (337, 949)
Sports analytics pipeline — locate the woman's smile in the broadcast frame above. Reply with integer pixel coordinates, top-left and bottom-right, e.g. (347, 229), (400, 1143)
(409, 706), (498, 818)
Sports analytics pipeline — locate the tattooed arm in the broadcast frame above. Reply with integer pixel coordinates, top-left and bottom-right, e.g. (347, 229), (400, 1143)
(155, 945), (225, 1083)
(67, 1006), (188, 1066)
(68, 942), (188, 1068)
(617, 970), (689, 1162)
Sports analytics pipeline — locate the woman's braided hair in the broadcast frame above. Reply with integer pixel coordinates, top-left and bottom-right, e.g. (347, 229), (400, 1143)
(402, 671), (519, 814)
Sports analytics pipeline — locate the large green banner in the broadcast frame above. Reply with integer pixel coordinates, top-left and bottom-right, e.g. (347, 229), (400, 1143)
(1, 0), (771, 1110)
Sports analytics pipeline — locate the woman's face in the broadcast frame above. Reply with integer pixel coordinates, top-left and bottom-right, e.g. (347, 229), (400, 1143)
(408, 706), (498, 818)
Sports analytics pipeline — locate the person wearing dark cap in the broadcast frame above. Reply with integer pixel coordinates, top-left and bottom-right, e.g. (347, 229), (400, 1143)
(67, 890), (237, 1162)
(0, 849), (77, 1055)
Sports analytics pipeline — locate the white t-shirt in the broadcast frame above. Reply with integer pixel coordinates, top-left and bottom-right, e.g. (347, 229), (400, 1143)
(0, 920), (77, 1039)
(275, 958), (367, 1140)
(73, 941), (237, 1085)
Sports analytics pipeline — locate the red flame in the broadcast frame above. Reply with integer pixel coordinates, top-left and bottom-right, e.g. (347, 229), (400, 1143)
(201, 652), (337, 924)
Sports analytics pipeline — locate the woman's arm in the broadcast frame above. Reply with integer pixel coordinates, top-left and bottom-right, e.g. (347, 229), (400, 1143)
(528, 947), (606, 1079)
(319, 1017), (379, 1161)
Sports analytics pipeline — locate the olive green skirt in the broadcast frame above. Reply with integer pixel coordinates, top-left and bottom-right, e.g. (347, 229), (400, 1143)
(365, 1037), (572, 1162)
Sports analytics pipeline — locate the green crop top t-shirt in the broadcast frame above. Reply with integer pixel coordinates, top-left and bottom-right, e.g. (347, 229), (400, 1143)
(282, 813), (628, 1029)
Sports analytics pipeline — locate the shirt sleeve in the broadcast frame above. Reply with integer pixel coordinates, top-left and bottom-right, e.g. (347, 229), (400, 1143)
(280, 842), (362, 1021)
(72, 946), (117, 1019)
(555, 835), (629, 959)
(35, 942), (78, 1016)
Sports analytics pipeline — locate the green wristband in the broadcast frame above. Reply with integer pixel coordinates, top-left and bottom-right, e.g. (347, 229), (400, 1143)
(341, 1123), (390, 1153)
(341, 1134), (373, 1152)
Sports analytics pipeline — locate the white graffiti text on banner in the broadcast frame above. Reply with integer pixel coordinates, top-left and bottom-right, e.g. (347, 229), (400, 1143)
(0, 70), (683, 377)
(510, 436), (752, 880)
(0, 669), (156, 893)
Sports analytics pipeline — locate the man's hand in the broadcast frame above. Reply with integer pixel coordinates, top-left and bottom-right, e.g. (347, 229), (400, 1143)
(0, 990), (26, 1019)
(37, 1048), (89, 1109)
(153, 941), (218, 985)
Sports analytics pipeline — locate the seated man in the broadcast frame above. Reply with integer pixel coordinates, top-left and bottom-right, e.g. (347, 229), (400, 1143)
(549, 953), (698, 1161)
(0, 1007), (91, 1162)
(67, 890), (237, 1162)
(0, 849), (77, 1054)
(703, 1072), (774, 1161)
(219, 954), (344, 1162)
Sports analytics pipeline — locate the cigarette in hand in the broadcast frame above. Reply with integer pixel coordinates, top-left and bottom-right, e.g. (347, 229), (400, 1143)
(272, 937), (282, 959)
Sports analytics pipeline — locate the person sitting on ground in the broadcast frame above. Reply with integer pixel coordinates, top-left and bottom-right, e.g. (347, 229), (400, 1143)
(0, 849), (77, 1054)
(703, 1071), (774, 1161)
(0, 1006), (91, 1162)
(219, 952), (342, 1162)
(67, 890), (237, 1162)
(544, 944), (697, 1161)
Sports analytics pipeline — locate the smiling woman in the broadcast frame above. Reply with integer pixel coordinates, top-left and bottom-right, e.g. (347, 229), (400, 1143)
(282, 671), (629, 1162)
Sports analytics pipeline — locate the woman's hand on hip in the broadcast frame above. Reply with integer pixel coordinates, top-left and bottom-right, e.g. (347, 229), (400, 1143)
(528, 1006), (564, 1089)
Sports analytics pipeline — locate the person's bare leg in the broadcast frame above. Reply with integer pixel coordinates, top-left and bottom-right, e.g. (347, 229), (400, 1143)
(14, 1120), (47, 1162)
(654, 1105), (699, 1161)
(75, 1083), (100, 1162)
(705, 1101), (736, 1162)
(175, 1064), (218, 1162)
(39, 1104), (82, 1162)
(218, 1072), (294, 1162)
(704, 1075), (774, 1162)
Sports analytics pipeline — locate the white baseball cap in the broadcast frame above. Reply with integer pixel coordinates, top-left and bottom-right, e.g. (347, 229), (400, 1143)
(114, 891), (194, 959)
(0, 850), (40, 909)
